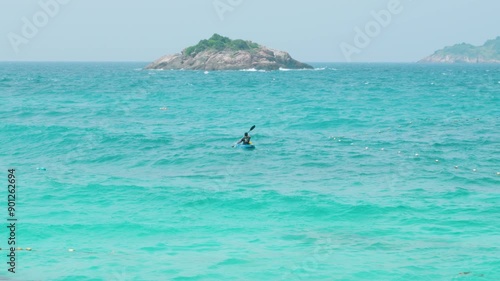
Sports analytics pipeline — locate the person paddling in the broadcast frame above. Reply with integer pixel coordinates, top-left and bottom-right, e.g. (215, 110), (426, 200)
(232, 125), (255, 148)
(237, 132), (251, 145)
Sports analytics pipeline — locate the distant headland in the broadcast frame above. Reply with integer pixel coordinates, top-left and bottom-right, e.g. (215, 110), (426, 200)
(419, 36), (500, 63)
(145, 34), (313, 71)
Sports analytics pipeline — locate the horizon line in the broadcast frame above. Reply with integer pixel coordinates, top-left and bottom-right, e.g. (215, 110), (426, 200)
(0, 60), (422, 64)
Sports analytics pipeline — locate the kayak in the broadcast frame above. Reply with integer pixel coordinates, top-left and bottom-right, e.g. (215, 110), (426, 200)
(236, 144), (256, 150)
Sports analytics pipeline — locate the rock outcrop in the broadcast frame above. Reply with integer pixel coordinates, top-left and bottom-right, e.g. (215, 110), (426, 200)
(145, 34), (313, 71)
(419, 37), (500, 63)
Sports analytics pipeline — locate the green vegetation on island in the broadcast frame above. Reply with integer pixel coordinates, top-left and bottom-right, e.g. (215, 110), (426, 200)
(183, 34), (259, 57)
(420, 36), (500, 63)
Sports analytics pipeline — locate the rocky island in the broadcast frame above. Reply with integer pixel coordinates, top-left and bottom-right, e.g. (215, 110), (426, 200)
(419, 36), (500, 63)
(145, 34), (313, 71)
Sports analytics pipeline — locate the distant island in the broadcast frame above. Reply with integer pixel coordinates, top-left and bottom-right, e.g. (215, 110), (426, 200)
(419, 36), (500, 63)
(145, 34), (313, 71)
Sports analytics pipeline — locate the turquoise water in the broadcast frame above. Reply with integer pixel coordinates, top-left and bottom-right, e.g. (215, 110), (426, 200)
(0, 62), (499, 281)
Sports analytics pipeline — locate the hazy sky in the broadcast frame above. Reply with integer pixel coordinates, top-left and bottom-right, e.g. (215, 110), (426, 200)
(1, 0), (499, 62)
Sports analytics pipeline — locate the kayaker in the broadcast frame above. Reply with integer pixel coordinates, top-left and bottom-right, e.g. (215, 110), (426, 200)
(237, 132), (251, 145)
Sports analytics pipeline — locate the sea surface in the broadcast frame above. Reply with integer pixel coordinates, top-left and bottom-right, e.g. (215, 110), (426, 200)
(0, 62), (499, 281)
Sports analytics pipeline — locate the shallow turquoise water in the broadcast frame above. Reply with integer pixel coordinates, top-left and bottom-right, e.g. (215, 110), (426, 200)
(0, 62), (499, 280)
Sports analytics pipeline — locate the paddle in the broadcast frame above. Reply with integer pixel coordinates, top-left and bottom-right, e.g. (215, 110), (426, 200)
(233, 125), (255, 147)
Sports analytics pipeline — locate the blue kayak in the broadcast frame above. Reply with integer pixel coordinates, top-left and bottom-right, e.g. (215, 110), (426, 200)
(236, 144), (256, 150)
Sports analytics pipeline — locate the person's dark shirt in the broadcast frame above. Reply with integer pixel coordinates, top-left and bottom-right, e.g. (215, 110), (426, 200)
(239, 135), (251, 145)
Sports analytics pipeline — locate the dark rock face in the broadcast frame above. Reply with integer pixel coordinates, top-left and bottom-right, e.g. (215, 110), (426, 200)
(145, 35), (313, 70)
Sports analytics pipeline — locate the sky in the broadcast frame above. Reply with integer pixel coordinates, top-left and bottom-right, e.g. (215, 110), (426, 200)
(0, 0), (499, 62)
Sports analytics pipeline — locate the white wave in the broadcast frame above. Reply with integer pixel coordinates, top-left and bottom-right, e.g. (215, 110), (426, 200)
(279, 67), (319, 72)
(240, 68), (258, 72)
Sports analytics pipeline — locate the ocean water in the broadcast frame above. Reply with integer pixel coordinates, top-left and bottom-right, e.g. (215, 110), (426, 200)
(0, 62), (499, 281)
